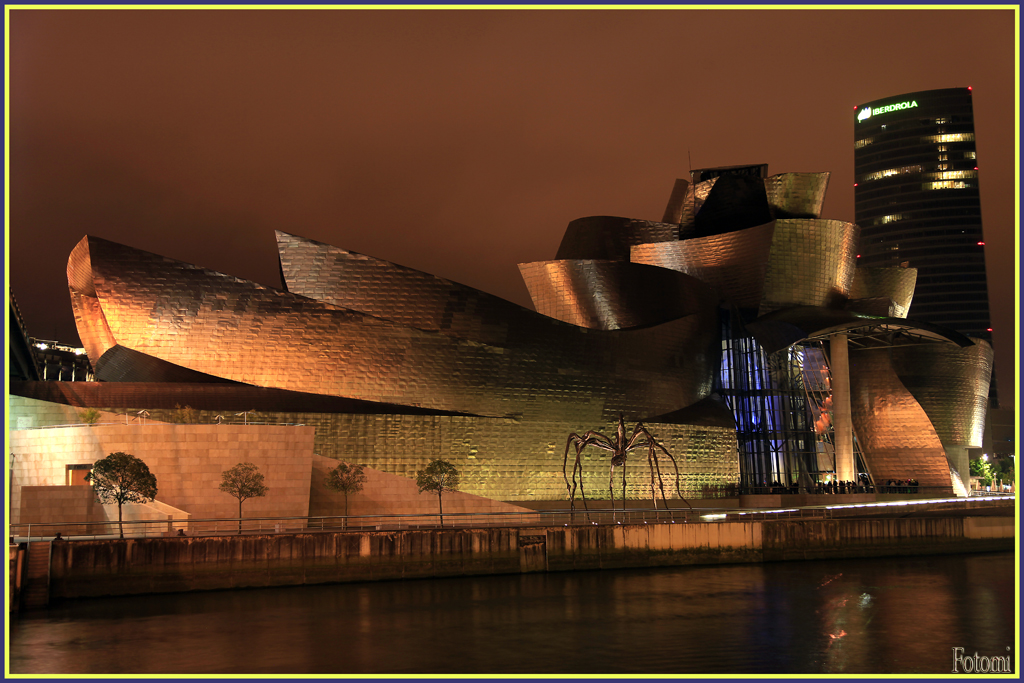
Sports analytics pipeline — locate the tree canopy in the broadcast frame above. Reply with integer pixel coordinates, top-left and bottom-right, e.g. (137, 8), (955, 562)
(324, 461), (368, 522)
(219, 462), (269, 533)
(416, 459), (460, 526)
(86, 451), (158, 538)
(416, 459), (460, 496)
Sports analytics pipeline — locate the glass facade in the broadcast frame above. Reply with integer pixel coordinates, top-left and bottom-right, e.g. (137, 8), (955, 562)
(853, 88), (992, 345)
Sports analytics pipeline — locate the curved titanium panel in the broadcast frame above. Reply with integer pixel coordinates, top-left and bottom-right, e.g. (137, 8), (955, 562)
(692, 177), (717, 215)
(764, 172), (830, 219)
(850, 266), (917, 318)
(67, 238), (118, 364)
(661, 178), (695, 227)
(277, 231), (532, 346)
(759, 219), (859, 315)
(632, 219), (857, 316)
(70, 236), (720, 423)
(891, 339), (993, 447)
(630, 222), (775, 309)
(554, 216), (679, 261)
(517, 259), (715, 330)
(848, 347), (956, 491)
(93, 346), (244, 384)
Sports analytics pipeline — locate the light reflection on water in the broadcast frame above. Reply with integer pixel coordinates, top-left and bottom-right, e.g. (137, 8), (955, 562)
(8, 551), (1015, 674)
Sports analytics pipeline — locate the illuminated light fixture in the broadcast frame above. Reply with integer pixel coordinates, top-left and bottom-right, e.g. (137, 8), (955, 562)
(978, 241), (985, 246)
(854, 183), (858, 187)
(856, 254), (861, 258)
(987, 328), (993, 332)
(974, 167), (978, 170)
(968, 86), (972, 90)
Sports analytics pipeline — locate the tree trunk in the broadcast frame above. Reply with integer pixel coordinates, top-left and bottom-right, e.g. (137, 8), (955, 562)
(118, 501), (124, 539)
(438, 491), (444, 527)
(238, 499), (243, 534)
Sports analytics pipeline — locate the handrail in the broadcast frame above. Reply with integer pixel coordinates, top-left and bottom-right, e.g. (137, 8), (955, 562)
(8, 495), (1012, 542)
(18, 421), (308, 430)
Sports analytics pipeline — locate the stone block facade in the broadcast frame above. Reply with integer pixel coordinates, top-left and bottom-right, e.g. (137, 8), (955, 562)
(9, 424), (316, 525)
(309, 455), (536, 522)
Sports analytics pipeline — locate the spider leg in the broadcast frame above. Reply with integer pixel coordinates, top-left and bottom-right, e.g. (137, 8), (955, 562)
(621, 460), (627, 512)
(643, 425), (693, 511)
(574, 441), (591, 517)
(608, 461), (616, 516)
(565, 432), (614, 517)
(649, 442), (671, 511)
(562, 434), (583, 513)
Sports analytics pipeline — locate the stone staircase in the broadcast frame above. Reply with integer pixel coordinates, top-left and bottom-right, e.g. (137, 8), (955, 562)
(21, 542), (51, 609)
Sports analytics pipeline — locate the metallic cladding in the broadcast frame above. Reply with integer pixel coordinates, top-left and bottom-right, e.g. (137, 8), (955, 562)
(890, 338), (993, 447)
(758, 219), (859, 315)
(517, 259), (715, 330)
(763, 172), (831, 219)
(277, 231), (531, 347)
(630, 222), (776, 309)
(850, 266), (917, 319)
(68, 235), (719, 423)
(630, 218), (859, 315)
(661, 178), (694, 226)
(554, 216), (679, 261)
(848, 347), (957, 491)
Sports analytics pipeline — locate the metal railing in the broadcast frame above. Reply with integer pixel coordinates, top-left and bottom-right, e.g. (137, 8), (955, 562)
(737, 484), (960, 496)
(22, 421), (307, 430)
(8, 494), (1013, 543)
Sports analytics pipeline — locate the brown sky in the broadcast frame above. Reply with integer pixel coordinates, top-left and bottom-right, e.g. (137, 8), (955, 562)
(6, 8), (1018, 405)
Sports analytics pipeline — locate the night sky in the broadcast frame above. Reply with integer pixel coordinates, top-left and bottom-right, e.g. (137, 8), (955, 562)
(6, 8), (1018, 406)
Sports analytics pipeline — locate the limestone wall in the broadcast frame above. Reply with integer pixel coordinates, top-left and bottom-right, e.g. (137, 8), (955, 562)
(18, 486), (108, 533)
(9, 424), (316, 525)
(309, 455), (536, 521)
(7, 396), (125, 430)
(16, 486), (190, 537)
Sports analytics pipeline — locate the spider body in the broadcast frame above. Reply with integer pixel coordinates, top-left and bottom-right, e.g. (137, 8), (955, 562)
(562, 414), (692, 513)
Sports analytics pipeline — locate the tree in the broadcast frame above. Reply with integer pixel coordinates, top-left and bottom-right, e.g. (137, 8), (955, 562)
(324, 462), (367, 527)
(969, 458), (995, 487)
(86, 452), (158, 539)
(219, 462), (269, 533)
(416, 459), (460, 527)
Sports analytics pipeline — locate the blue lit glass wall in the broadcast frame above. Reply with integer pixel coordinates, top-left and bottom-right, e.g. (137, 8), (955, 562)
(717, 314), (871, 491)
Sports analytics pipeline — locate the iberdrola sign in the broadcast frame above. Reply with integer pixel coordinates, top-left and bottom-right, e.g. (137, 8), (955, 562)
(857, 100), (919, 122)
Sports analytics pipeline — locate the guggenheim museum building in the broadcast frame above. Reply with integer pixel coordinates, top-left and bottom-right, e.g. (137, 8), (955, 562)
(11, 163), (993, 504)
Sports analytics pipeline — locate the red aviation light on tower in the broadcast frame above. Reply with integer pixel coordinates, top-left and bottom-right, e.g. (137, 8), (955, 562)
(977, 241), (985, 246)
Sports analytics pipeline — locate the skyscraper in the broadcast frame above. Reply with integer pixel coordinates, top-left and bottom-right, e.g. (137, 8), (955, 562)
(853, 88), (992, 344)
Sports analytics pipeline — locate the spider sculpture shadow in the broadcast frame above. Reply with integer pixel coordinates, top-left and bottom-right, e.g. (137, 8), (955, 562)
(562, 414), (693, 513)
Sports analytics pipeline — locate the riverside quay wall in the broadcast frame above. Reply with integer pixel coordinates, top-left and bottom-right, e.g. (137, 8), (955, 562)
(33, 516), (1015, 601)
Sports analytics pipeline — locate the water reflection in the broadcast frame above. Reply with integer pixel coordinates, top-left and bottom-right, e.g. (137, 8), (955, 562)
(9, 552), (1015, 674)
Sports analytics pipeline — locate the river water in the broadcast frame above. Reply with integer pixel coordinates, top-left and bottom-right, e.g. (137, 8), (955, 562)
(8, 551), (1015, 675)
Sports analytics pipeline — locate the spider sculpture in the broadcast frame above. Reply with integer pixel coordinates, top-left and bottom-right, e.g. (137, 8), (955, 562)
(562, 414), (692, 513)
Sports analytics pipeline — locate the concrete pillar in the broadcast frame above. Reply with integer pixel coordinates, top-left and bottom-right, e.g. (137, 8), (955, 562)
(831, 334), (855, 482)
